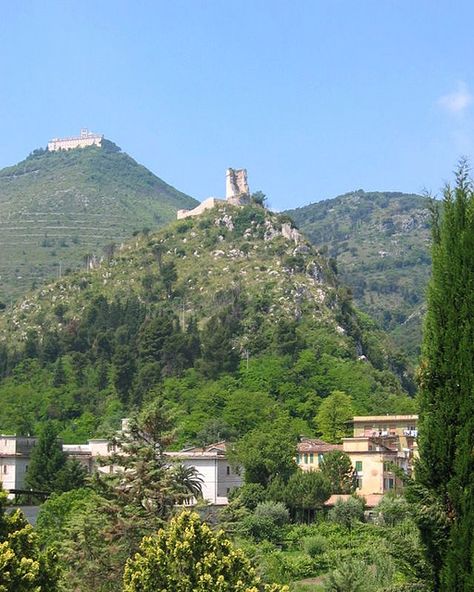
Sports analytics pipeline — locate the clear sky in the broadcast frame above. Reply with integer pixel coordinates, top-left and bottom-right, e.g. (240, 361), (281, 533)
(1, 1), (474, 210)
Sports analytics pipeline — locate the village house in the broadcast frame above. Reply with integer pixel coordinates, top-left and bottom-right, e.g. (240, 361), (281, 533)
(0, 435), (37, 495)
(167, 441), (242, 505)
(297, 414), (418, 499)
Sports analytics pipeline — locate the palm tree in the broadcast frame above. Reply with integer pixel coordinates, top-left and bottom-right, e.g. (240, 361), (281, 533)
(171, 463), (203, 502)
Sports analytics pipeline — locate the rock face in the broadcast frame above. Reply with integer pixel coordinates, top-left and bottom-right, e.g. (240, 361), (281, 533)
(226, 168), (250, 205)
(282, 223), (302, 245)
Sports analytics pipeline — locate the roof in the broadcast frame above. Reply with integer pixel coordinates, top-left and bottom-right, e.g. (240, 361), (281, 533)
(179, 441), (228, 454)
(352, 415), (418, 422)
(324, 494), (384, 508)
(298, 438), (342, 453)
(342, 437), (398, 454)
(169, 441), (229, 460)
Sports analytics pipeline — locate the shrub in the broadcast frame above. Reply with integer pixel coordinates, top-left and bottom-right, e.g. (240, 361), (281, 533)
(324, 558), (375, 592)
(231, 482), (267, 510)
(238, 514), (281, 543)
(328, 496), (365, 529)
(254, 501), (290, 527)
(302, 534), (328, 558)
(376, 494), (410, 526)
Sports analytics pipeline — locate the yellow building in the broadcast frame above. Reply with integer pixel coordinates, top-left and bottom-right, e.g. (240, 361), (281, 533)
(342, 436), (407, 494)
(297, 414), (418, 497)
(352, 414), (418, 439)
(296, 438), (342, 471)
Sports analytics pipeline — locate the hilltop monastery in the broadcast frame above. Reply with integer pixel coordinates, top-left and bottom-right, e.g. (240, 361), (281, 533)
(47, 128), (103, 152)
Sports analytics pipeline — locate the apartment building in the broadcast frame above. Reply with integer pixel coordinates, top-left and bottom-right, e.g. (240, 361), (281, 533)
(297, 414), (418, 497)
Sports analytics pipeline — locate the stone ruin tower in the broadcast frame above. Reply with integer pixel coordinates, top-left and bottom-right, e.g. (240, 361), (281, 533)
(226, 168), (250, 205)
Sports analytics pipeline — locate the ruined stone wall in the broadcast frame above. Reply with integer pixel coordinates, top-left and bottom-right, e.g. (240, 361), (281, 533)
(226, 168), (250, 205)
(177, 197), (225, 220)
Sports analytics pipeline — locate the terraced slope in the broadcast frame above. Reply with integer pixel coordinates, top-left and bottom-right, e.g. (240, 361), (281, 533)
(285, 191), (432, 358)
(0, 141), (197, 303)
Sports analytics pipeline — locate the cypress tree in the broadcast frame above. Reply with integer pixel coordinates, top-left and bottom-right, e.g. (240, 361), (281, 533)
(416, 161), (474, 591)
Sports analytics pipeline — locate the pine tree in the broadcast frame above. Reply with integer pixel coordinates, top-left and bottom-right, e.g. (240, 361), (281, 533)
(25, 422), (67, 493)
(416, 162), (474, 591)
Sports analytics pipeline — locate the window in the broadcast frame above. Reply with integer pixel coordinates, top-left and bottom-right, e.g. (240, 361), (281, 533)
(384, 478), (394, 490)
(3, 465), (7, 474)
(383, 461), (392, 472)
(356, 477), (363, 489)
(304, 453), (308, 464)
(226, 466), (231, 476)
(355, 461), (363, 473)
(309, 452), (314, 464)
(318, 453), (324, 464)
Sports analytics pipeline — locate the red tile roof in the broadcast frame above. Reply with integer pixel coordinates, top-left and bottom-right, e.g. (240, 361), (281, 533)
(298, 438), (342, 453)
(324, 494), (384, 508)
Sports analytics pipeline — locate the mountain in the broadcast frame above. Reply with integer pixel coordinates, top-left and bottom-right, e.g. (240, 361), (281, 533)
(0, 140), (197, 304)
(285, 190), (432, 358)
(0, 203), (415, 444)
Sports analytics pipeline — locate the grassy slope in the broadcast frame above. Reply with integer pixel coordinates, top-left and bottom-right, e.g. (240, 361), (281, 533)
(0, 142), (197, 303)
(285, 190), (432, 358)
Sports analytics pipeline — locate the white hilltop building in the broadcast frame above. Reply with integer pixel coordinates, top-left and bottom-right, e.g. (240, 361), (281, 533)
(177, 168), (251, 220)
(47, 128), (103, 152)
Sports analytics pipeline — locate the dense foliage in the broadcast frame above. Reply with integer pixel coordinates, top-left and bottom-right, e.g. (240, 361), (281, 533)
(0, 487), (59, 591)
(415, 163), (474, 591)
(0, 205), (416, 445)
(123, 511), (288, 592)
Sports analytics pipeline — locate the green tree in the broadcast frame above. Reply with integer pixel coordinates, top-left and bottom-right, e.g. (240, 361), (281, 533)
(35, 487), (96, 549)
(231, 417), (298, 487)
(415, 162), (474, 591)
(52, 357), (67, 387)
(123, 510), (288, 592)
(0, 486), (60, 591)
(320, 450), (357, 494)
(284, 470), (331, 523)
(328, 496), (365, 530)
(251, 191), (267, 207)
(100, 399), (200, 519)
(238, 501), (289, 544)
(324, 558), (375, 592)
(160, 260), (177, 296)
(25, 422), (67, 493)
(315, 390), (353, 443)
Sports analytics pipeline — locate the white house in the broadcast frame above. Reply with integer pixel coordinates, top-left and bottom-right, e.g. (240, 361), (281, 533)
(167, 441), (242, 505)
(0, 435), (37, 495)
(1, 427), (241, 505)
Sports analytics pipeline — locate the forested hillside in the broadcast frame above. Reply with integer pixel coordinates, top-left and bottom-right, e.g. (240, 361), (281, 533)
(0, 204), (415, 444)
(285, 191), (432, 358)
(0, 141), (197, 303)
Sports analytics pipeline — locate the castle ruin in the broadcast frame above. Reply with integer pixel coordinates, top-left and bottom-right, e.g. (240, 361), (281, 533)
(177, 168), (250, 220)
(47, 128), (103, 152)
(226, 168), (250, 204)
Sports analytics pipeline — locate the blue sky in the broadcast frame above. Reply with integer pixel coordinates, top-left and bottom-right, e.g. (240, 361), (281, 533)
(1, 1), (473, 210)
